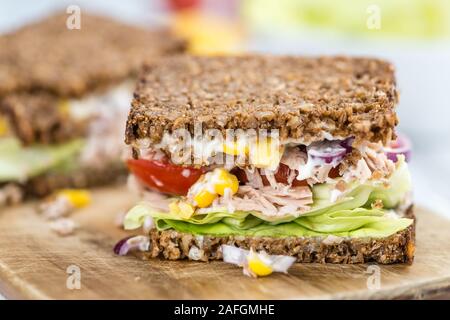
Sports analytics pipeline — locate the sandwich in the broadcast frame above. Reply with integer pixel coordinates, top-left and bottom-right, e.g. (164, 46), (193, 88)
(0, 12), (185, 204)
(120, 55), (415, 264)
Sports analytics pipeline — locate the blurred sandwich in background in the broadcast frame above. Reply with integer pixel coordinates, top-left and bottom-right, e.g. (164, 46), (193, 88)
(0, 12), (185, 205)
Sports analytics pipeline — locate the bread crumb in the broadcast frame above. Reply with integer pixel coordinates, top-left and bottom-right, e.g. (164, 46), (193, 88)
(371, 199), (384, 209)
(0, 184), (23, 206)
(38, 196), (73, 220)
(49, 218), (78, 236)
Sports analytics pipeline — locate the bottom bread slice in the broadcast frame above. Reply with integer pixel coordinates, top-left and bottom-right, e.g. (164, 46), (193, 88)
(147, 206), (415, 264)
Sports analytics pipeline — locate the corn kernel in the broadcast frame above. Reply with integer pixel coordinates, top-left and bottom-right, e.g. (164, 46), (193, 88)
(0, 116), (9, 136)
(57, 189), (91, 208)
(178, 202), (195, 219)
(169, 201), (181, 215)
(247, 254), (273, 277)
(249, 137), (283, 170)
(58, 100), (70, 116)
(194, 190), (217, 208)
(213, 169), (239, 196)
(169, 201), (195, 218)
(223, 140), (249, 156)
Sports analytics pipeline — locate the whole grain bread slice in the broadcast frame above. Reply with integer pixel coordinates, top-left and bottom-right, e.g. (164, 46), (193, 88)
(146, 206), (415, 264)
(126, 55), (398, 148)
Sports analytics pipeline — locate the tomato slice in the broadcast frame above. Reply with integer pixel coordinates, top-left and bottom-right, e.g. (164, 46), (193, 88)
(127, 158), (205, 196)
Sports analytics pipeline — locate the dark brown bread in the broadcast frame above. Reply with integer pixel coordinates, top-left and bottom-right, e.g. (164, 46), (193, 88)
(126, 55), (398, 147)
(147, 206), (415, 264)
(0, 12), (185, 97)
(0, 93), (87, 145)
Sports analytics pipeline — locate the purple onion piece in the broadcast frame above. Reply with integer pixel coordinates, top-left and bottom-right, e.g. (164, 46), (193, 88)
(383, 134), (412, 163)
(386, 149), (411, 163)
(307, 140), (348, 164)
(322, 156), (340, 164)
(114, 236), (133, 255)
(113, 235), (150, 256)
(339, 137), (355, 153)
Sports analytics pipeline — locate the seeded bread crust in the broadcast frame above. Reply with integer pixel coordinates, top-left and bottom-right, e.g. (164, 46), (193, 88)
(126, 55), (398, 147)
(0, 12), (185, 97)
(147, 206), (415, 264)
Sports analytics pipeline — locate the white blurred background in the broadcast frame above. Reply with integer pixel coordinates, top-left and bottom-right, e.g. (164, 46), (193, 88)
(1, 0), (449, 215)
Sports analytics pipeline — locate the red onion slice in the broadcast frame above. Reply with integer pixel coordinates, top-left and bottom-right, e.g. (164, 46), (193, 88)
(113, 236), (132, 255)
(384, 134), (412, 162)
(114, 235), (150, 256)
(307, 140), (348, 165)
(339, 137), (355, 153)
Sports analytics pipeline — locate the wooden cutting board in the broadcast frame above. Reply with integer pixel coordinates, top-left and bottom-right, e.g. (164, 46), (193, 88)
(0, 185), (449, 300)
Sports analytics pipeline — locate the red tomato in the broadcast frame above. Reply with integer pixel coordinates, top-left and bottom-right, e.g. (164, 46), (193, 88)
(127, 158), (205, 196)
(167, 0), (201, 11)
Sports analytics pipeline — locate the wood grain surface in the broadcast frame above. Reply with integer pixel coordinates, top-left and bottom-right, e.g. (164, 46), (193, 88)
(0, 186), (449, 300)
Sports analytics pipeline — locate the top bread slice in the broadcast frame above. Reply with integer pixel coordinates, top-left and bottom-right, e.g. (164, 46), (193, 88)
(126, 55), (398, 147)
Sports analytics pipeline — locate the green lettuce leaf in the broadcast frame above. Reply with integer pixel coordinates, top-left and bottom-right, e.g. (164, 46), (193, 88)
(368, 158), (412, 208)
(0, 137), (85, 182)
(294, 207), (386, 233)
(155, 211), (412, 238)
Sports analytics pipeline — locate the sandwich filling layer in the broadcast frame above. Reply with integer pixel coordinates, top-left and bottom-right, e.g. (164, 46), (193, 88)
(124, 135), (413, 239)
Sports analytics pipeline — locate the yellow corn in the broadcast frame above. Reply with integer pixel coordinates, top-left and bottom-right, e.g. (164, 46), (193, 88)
(189, 169), (239, 208)
(0, 116), (9, 136)
(57, 189), (91, 208)
(194, 190), (217, 208)
(223, 140), (249, 156)
(178, 202), (195, 219)
(249, 137), (283, 170)
(247, 254), (273, 277)
(169, 201), (180, 215)
(213, 169), (239, 196)
(57, 100), (70, 116)
(169, 201), (195, 219)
